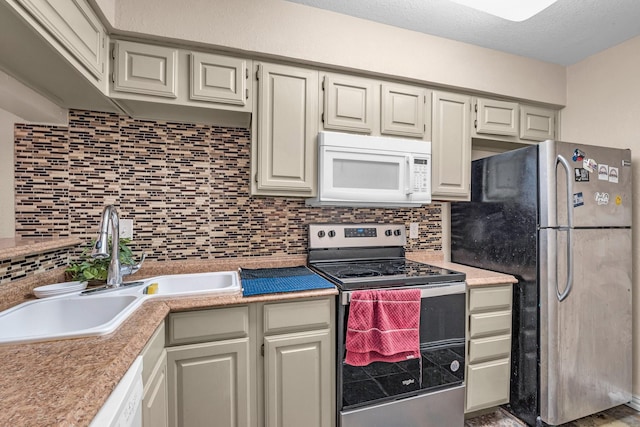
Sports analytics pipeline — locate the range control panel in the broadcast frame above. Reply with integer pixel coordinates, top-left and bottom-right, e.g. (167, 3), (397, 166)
(309, 224), (406, 249)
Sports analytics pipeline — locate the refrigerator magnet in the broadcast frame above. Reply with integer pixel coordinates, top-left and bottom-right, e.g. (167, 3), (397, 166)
(595, 192), (610, 206)
(598, 164), (609, 180)
(609, 167), (619, 183)
(574, 168), (589, 182)
(573, 192), (584, 207)
(572, 149), (585, 162)
(583, 158), (597, 173)
(616, 195), (622, 206)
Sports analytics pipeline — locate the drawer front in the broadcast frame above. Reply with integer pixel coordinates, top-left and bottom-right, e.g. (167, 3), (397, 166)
(468, 334), (511, 364)
(469, 310), (511, 338)
(465, 358), (510, 412)
(167, 306), (249, 346)
(469, 285), (512, 313)
(264, 298), (331, 335)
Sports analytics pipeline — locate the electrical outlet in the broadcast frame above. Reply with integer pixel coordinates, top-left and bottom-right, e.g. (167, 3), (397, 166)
(409, 222), (419, 239)
(119, 219), (133, 239)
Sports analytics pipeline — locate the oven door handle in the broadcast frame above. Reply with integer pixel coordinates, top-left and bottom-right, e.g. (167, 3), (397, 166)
(340, 282), (466, 305)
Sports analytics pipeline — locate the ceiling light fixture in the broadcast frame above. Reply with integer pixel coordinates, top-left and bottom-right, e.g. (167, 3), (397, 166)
(448, 0), (558, 22)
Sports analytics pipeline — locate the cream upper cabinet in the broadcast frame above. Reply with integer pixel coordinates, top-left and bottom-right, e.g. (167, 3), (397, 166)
(465, 284), (513, 413)
(114, 40), (178, 98)
(430, 91), (472, 201)
(322, 73), (429, 138)
(519, 105), (557, 141)
(252, 62), (318, 197)
(190, 52), (248, 106)
(473, 97), (559, 143)
(16, 0), (106, 80)
(473, 98), (519, 137)
(381, 83), (429, 138)
(322, 74), (376, 134)
(110, 40), (252, 126)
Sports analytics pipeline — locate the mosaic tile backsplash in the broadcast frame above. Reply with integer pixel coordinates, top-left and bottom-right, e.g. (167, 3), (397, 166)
(12, 110), (442, 268)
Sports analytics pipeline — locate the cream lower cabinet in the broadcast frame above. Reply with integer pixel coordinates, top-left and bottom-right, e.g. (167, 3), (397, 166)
(167, 339), (251, 427)
(144, 352), (168, 427)
(252, 62), (319, 197)
(261, 298), (335, 427)
(431, 91), (472, 201)
(142, 323), (168, 427)
(465, 284), (513, 413)
(163, 297), (335, 427)
(165, 305), (252, 427)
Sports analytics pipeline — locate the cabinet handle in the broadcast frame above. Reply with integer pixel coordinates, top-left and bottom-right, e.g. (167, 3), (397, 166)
(246, 88), (249, 99)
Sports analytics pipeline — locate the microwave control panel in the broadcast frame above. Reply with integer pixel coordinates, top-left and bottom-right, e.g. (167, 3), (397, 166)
(413, 158), (430, 194)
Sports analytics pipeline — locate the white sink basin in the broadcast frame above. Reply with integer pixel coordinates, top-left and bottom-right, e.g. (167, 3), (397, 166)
(0, 294), (144, 345)
(0, 270), (240, 345)
(142, 271), (240, 296)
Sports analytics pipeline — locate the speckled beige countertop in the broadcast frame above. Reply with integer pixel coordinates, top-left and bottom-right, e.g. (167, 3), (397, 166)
(407, 253), (519, 287)
(0, 252), (516, 426)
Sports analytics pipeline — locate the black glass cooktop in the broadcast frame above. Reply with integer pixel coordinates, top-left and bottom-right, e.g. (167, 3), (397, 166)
(310, 259), (465, 290)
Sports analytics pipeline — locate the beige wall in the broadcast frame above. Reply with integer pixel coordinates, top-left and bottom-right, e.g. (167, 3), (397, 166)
(562, 35), (640, 398)
(104, 0), (566, 106)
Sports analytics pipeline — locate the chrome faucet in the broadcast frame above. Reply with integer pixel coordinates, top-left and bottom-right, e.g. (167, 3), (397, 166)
(92, 205), (123, 287)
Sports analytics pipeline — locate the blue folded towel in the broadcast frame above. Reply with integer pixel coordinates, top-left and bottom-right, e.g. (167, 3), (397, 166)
(240, 266), (335, 297)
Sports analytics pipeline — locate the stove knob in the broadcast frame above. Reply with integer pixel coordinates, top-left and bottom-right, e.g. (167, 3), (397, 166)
(385, 229), (393, 237)
(317, 230), (325, 238)
(394, 229), (402, 236)
(328, 230), (336, 238)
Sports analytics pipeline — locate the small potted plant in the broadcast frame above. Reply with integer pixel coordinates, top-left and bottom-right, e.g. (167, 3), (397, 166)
(66, 237), (138, 285)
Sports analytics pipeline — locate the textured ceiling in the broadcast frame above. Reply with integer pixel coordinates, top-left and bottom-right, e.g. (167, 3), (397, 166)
(285, 0), (640, 65)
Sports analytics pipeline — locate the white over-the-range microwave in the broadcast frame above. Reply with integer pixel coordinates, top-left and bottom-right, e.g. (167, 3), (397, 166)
(306, 131), (431, 207)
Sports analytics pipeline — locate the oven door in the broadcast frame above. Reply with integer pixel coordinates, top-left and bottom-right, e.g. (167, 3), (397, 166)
(337, 282), (466, 414)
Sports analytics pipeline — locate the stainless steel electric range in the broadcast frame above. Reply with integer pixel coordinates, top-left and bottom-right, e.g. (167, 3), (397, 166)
(308, 223), (467, 427)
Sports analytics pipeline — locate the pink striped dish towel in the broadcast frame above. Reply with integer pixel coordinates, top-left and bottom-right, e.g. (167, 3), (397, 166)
(345, 289), (421, 366)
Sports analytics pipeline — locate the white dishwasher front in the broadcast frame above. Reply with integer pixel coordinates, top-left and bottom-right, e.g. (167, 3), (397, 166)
(90, 356), (143, 427)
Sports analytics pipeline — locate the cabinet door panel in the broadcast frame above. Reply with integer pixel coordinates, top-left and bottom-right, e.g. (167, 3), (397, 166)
(264, 330), (332, 427)
(520, 105), (556, 141)
(143, 352), (168, 427)
(167, 339), (250, 427)
(114, 40), (178, 98)
(431, 91), (471, 200)
(256, 63), (318, 195)
(323, 75), (375, 133)
(466, 358), (510, 412)
(190, 52), (247, 106)
(381, 84), (427, 138)
(475, 98), (519, 136)
(18, 0), (105, 78)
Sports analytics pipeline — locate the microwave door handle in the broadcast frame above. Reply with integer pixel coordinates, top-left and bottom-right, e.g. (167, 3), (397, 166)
(406, 155), (414, 195)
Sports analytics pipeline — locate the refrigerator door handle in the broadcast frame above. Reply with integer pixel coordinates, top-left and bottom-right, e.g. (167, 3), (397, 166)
(557, 228), (573, 301)
(556, 154), (574, 301)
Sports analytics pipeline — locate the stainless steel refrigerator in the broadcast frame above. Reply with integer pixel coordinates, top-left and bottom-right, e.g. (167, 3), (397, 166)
(451, 140), (632, 426)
